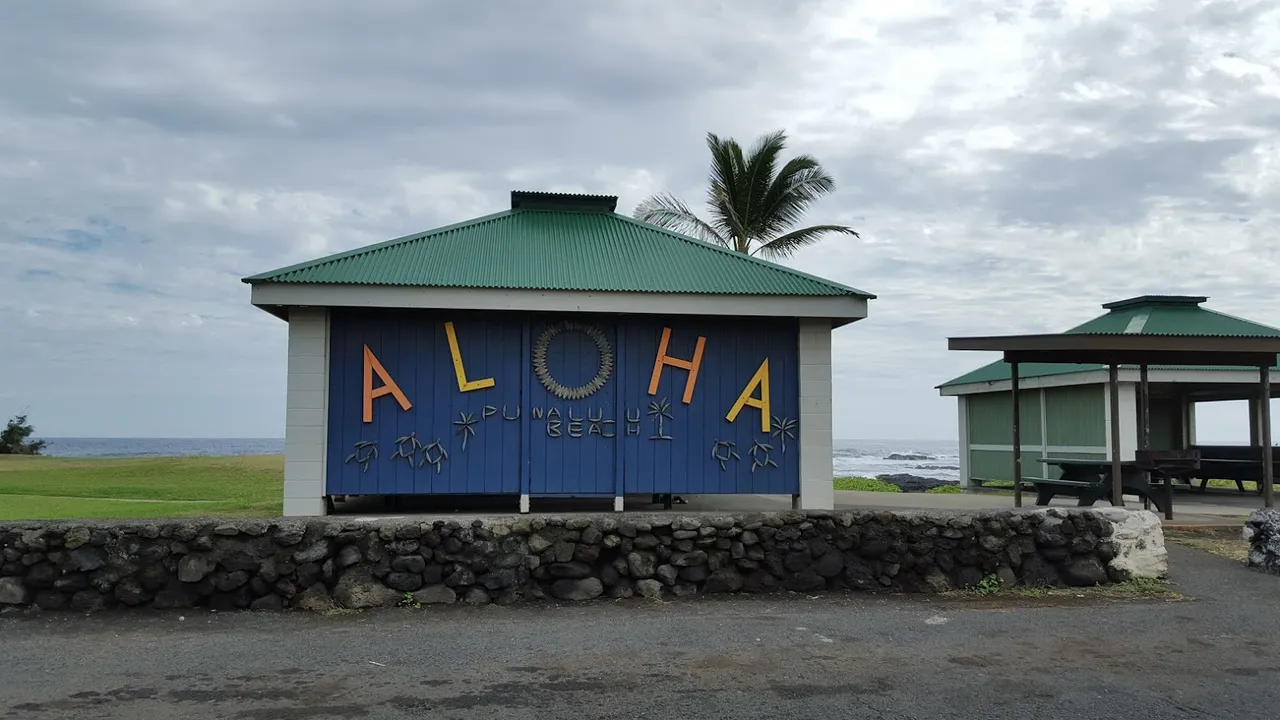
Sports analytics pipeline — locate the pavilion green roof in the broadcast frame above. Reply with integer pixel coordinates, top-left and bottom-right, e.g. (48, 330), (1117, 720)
(939, 295), (1280, 388)
(242, 191), (874, 299)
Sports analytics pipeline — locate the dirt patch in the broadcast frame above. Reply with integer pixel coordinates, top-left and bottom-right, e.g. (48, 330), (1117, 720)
(1165, 527), (1249, 563)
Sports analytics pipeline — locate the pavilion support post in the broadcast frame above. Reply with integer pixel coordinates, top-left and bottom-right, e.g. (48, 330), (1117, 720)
(1139, 364), (1152, 512)
(1262, 365), (1274, 509)
(1011, 361), (1022, 508)
(1109, 364), (1124, 507)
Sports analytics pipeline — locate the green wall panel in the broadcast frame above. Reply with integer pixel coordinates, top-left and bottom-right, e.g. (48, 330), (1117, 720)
(1044, 385), (1106, 447)
(967, 391), (1042, 445)
(970, 448), (1012, 483)
(1144, 395), (1183, 450)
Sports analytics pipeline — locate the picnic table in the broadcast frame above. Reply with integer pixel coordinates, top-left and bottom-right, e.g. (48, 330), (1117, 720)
(1027, 457), (1181, 515)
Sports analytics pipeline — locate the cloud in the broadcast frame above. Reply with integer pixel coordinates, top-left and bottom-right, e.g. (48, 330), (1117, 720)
(1, 0), (1279, 443)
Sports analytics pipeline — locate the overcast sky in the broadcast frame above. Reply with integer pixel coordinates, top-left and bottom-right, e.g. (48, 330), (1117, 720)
(3, 0), (1279, 442)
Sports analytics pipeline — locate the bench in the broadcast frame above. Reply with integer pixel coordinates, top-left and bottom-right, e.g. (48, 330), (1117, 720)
(1022, 476), (1111, 508)
(1188, 445), (1270, 493)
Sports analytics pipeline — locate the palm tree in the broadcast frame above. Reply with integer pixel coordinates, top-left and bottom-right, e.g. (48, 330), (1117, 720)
(633, 129), (857, 259)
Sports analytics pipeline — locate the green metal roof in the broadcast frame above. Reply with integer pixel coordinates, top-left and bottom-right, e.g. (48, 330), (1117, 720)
(242, 191), (874, 299)
(940, 295), (1280, 388)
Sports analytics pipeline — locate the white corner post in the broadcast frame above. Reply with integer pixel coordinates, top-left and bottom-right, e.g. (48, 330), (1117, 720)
(1118, 381), (1138, 461)
(283, 307), (330, 516)
(797, 320), (835, 510)
(956, 395), (970, 489)
(1103, 381), (1139, 461)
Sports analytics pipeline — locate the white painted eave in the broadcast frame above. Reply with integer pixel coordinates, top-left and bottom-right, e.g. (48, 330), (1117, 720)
(249, 282), (871, 327)
(939, 368), (1280, 396)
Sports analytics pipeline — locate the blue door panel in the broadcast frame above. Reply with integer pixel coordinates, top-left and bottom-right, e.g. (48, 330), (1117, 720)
(326, 310), (523, 495)
(620, 318), (800, 496)
(526, 317), (618, 496)
(324, 310), (800, 498)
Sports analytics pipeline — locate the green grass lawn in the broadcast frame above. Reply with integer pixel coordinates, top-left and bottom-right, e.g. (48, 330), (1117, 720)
(0, 454), (283, 521)
(833, 476), (962, 494)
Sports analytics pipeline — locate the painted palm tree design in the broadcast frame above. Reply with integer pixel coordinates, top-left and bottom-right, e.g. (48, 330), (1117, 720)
(453, 411), (478, 451)
(648, 398), (673, 440)
(771, 416), (798, 453)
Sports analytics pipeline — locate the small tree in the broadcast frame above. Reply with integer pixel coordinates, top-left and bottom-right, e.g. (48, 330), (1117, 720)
(0, 413), (47, 455)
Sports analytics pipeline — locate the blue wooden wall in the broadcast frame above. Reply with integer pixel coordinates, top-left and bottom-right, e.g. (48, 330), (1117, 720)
(326, 309), (800, 497)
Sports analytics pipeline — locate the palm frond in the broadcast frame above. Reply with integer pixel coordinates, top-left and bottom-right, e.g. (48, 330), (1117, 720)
(738, 130), (789, 240)
(752, 224), (858, 260)
(755, 158), (839, 240)
(704, 132), (750, 245)
(633, 192), (730, 247)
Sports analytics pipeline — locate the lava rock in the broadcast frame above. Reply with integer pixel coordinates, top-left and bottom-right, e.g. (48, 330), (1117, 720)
(385, 572), (424, 592)
(656, 564), (678, 586)
(1018, 554), (1063, 587)
(704, 569), (744, 593)
(177, 554), (213, 583)
(413, 585), (457, 605)
(627, 552), (656, 579)
(333, 569), (401, 609)
(670, 551), (707, 567)
(0, 578), (30, 605)
(1062, 557), (1109, 587)
(250, 594), (284, 611)
(391, 555), (426, 574)
(874, 473), (957, 492)
(548, 562), (593, 579)
(635, 579), (663, 599)
(551, 578), (604, 601)
(293, 583), (335, 612)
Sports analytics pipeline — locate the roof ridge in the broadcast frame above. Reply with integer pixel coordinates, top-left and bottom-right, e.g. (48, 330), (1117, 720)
(1196, 305), (1280, 335)
(241, 209), (515, 283)
(607, 212), (875, 298)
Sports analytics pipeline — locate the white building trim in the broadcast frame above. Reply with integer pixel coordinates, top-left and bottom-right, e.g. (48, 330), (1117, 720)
(250, 283), (869, 327)
(283, 308), (330, 516)
(956, 396), (970, 488)
(1038, 389), (1049, 460)
(797, 320), (835, 511)
(1118, 382), (1138, 461)
(969, 444), (1108, 455)
(940, 368), (1280, 396)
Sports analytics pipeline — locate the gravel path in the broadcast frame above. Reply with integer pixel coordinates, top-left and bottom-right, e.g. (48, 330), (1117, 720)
(2, 545), (1277, 719)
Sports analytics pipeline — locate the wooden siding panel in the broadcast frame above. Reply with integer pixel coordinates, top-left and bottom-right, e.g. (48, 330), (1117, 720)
(1146, 395), (1183, 450)
(325, 310), (800, 498)
(1044, 385), (1106, 447)
(620, 318), (800, 497)
(326, 310), (523, 496)
(966, 391), (1041, 445)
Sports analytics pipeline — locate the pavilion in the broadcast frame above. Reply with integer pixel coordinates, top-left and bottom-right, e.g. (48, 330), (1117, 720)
(942, 295), (1280, 518)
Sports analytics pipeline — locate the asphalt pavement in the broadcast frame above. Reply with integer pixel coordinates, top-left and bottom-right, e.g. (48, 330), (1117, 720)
(2, 545), (1277, 720)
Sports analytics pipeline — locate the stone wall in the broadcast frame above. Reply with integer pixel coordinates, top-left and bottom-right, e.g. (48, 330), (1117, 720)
(1244, 508), (1280, 574)
(0, 508), (1167, 613)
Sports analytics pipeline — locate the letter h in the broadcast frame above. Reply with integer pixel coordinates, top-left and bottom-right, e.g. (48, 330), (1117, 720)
(648, 327), (706, 404)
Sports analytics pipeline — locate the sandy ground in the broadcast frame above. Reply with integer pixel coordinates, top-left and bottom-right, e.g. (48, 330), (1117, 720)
(1, 544), (1277, 720)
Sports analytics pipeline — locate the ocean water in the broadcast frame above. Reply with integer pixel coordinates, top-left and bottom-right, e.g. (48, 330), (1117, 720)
(832, 439), (961, 483)
(36, 437), (285, 458)
(35, 437), (960, 482)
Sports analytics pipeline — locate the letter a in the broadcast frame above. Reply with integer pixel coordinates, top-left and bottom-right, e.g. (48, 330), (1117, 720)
(648, 327), (707, 404)
(726, 358), (771, 432)
(444, 321), (495, 393)
(363, 345), (412, 423)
